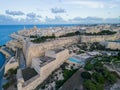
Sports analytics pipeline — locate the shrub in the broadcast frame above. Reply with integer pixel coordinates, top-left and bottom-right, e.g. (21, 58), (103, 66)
(41, 85), (45, 89)
(95, 83), (104, 90)
(56, 80), (64, 89)
(107, 73), (117, 84)
(3, 82), (10, 89)
(84, 63), (94, 71)
(83, 80), (96, 90)
(94, 62), (103, 72)
(92, 72), (105, 84)
(102, 68), (110, 78)
(81, 71), (91, 80)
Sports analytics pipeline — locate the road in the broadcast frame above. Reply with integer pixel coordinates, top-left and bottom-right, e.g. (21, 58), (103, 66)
(59, 68), (84, 90)
(17, 49), (26, 69)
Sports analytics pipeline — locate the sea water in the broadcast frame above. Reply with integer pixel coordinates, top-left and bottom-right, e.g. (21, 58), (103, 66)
(0, 24), (79, 46)
(0, 52), (5, 89)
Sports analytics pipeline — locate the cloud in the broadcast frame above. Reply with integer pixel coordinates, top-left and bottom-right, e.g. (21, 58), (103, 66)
(27, 12), (36, 18)
(5, 10), (24, 16)
(85, 17), (103, 21)
(69, 17), (103, 21)
(109, 4), (118, 8)
(69, 17), (83, 21)
(0, 14), (120, 25)
(69, 16), (120, 24)
(104, 18), (120, 23)
(20, 18), (41, 24)
(0, 14), (41, 25)
(51, 7), (66, 14)
(69, 16), (103, 23)
(37, 15), (42, 18)
(64, 0), (105, 8)
(45, 16), (66, 23)
(0, 12), (42, 24)
(64, 0), (119, 9)
(27, 12), (41, 19)
(0, 14), (18, 24)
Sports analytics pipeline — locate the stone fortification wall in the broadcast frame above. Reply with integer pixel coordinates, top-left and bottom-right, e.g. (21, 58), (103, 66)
(106, 42), (120, 50)
(17, 49), (69, 90)
(40, 49), (69, 78)
(81, 34), (120, 43)
(5, 57), (18, 74)
(23, 36), (80, 66)
(23, 34), (119, 67)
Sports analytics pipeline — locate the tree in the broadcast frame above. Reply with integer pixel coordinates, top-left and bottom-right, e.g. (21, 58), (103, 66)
(83, 80), (96, 90)
(89, 42), (105, 50)
(102, 68), (110, 78)
(3, 82), (10, 89)
(8, 69), (14, 75)
(41, 85), (45, 89)
(95, 83), (104, 90)
(118, 51), (120, 56)
(81, 71), (91, 79)
(84, 63), (94, 71)
(92, 72), (105, 84)
(94, 62), (103, 72)
(75, 31), (80, 35)
(107, 73), (117, 84)
(52, 33), (56, 39)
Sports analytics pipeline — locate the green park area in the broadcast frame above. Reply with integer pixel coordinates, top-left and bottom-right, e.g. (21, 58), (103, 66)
(31, 34), (56, 43)
(81, 54), (120, 90)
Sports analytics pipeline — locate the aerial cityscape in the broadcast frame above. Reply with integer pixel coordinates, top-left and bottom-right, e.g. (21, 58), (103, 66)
(0, 0), (120, 90)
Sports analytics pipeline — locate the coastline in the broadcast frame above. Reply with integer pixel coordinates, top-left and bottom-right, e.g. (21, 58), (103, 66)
(0, 24), (80, 46)
(0, 24), (120, 90)
(0, 52), (6, 89)
(0, 24), (80, 89)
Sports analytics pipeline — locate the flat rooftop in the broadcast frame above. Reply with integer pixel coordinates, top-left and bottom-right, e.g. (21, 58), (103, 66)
(73, 54), (91, 60)
(86, 51), (100, 56)
(52, 48), (64, 53)
(22, 67), (38, 81)
(39, 56), (55, 67)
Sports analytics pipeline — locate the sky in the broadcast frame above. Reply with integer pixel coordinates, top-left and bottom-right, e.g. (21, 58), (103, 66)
(0, 0), (120, 24)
